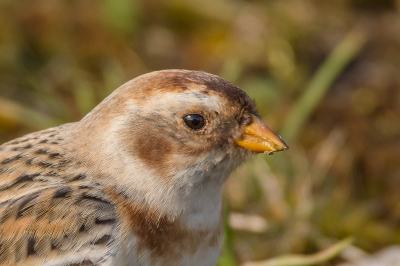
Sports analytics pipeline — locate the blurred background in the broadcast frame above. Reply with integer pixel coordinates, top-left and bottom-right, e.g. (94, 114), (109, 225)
(0, 0), (400, 265)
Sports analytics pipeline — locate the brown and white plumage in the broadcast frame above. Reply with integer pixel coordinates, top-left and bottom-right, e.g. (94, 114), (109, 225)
(0, 70), (287, 266)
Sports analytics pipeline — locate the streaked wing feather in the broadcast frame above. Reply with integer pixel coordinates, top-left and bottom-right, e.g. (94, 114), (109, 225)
(0, 126), (119, 266)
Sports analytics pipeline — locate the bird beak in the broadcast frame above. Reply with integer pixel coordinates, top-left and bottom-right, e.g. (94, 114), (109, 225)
(235, 114), (289, 154)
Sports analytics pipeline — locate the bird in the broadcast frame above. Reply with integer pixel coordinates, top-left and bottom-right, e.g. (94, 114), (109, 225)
(0, 69), (288, 266)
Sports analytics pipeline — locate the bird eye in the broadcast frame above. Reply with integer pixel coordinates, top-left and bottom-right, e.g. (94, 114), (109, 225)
(183, 114), (205, 130)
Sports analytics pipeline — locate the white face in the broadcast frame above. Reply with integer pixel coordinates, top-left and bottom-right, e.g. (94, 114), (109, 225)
(113, 89), (253, 186)
(85, 87), (254, 220)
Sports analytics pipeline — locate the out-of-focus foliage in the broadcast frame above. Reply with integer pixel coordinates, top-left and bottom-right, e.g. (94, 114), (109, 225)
(0, 0), (399, 265)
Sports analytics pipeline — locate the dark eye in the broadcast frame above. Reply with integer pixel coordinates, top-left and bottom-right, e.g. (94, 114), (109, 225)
(183, 114), (205, 130)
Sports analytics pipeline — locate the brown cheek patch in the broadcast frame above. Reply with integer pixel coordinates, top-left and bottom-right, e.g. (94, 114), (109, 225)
(135, 132), (172, 167)
(132, 127), (176, 181)
(106, 189), (223, 264)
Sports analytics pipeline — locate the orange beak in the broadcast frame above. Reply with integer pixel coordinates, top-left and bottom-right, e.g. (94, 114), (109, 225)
(235, 114), (288, 154)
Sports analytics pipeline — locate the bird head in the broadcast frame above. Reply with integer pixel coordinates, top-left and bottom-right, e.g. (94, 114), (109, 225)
(78, 70), (288, 201)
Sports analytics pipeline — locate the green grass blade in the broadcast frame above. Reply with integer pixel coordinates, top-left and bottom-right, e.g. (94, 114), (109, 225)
(280, 29), (366, 142)
(242, 237), (354, 266)
(218, 205), (237, 266)
(0, 97), (60, 130)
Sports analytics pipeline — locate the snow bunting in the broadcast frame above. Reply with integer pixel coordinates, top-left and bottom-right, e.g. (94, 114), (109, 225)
(0, 70), (287, 266)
